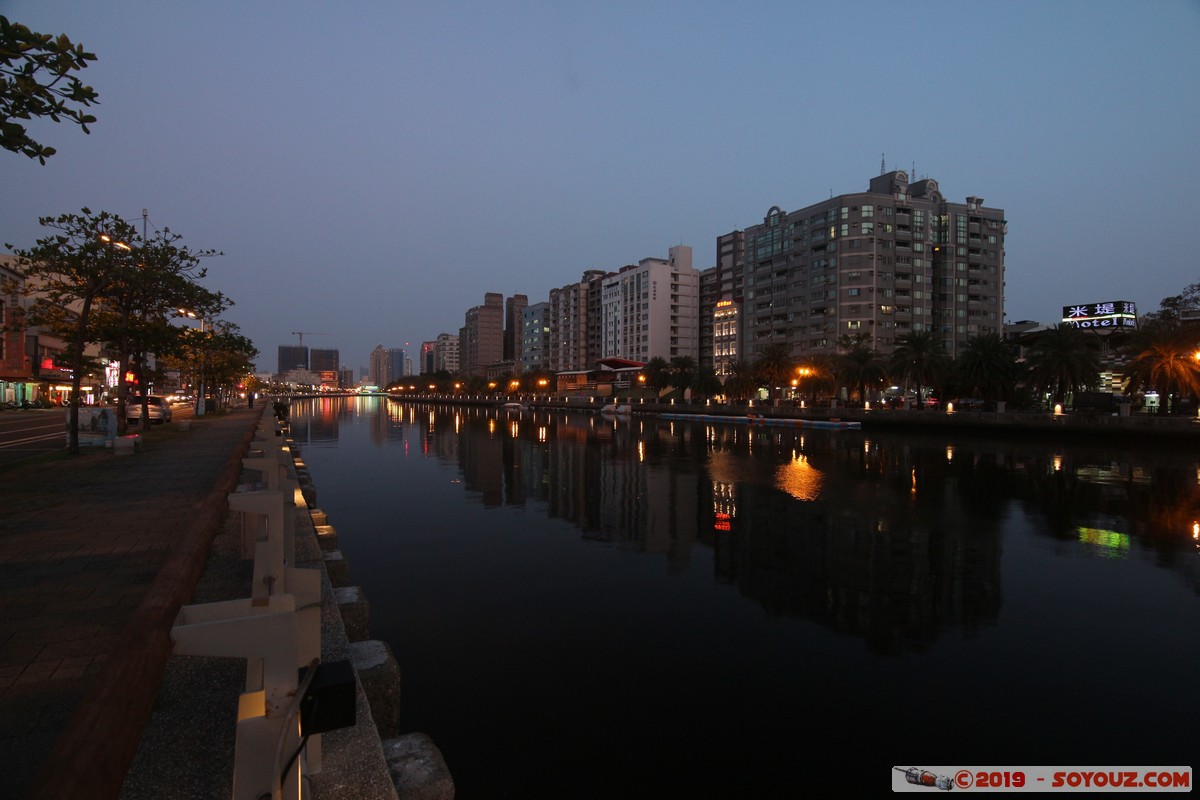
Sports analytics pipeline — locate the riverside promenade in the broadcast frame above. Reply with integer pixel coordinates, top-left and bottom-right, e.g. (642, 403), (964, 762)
(0, 405), (420, 800)
(0, 406), (262, 798)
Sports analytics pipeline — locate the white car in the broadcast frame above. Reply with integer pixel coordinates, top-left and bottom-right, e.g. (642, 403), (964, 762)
(127, 395), (173, 424)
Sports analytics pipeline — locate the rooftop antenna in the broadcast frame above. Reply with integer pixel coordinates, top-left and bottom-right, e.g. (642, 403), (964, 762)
(912, 161), (916, 179)
(880, 153), (886, 174)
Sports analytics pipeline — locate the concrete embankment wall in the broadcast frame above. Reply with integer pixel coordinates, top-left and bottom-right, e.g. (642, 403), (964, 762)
(366, 393), (1200, 443)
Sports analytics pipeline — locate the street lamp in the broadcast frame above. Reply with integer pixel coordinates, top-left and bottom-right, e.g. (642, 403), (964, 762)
(796, 366), (814, 407)
(98, 233), (132, 251)
(178, 308), (209, 416)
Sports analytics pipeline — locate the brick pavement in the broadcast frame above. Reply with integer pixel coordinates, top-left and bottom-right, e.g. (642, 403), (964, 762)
(0, 407), (260, 799)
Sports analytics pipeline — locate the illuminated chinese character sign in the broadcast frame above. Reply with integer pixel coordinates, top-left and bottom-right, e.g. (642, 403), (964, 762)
(1062, 301), (1138, 330)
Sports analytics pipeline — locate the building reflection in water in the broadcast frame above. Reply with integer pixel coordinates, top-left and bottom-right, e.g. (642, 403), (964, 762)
(289, 398), (1200, 652)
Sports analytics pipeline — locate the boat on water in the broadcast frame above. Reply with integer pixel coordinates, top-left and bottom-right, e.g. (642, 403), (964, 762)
(600, 403), (632, 415)
(659, 412), (861, 431)
(502, 402), (530, 412)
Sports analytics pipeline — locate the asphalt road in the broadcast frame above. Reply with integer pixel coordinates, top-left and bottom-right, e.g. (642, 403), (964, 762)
(0, 403), (194, 469)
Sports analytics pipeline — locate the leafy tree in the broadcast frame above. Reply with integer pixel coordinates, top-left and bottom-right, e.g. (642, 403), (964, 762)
(1, 16), (99, 163)
(1122, 321), (1200, 414)
(753, 343), (794, 402)
(1025, 323), (1101, 406)
(1144, 282), (1200, 326)
(91, 228), (225, 432)
(8, 209), (140, 452)
(891, 330), (950, 404)
(522, 368), (553, 394)
(162, 321), (257, 413)
(955, 332), (1017, 402)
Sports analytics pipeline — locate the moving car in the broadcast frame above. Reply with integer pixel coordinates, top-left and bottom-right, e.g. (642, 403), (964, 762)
(127, 395), (173, 424)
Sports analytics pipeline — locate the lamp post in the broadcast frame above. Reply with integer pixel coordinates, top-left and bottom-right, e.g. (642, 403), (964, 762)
(178, 309), (209, 416)
(795, 366), (814, 407)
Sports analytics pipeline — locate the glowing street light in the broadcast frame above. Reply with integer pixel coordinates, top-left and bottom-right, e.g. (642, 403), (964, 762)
(176, 308), (210, 416)
(98, 233), (132, 251)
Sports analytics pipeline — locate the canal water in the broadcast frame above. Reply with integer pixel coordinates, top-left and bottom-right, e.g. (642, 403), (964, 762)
(290, 396), (1200, 797)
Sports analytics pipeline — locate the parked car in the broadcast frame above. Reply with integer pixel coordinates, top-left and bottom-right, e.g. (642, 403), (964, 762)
(127, 395), (173, 424)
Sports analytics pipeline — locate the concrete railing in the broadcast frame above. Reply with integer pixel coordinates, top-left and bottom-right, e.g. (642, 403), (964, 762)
(170, 413), (334, 800)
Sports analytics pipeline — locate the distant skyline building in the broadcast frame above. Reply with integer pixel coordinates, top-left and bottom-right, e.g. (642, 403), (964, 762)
(387, 348), (406, 384)
(368, 345), (387, 387)
(277, 345), (308, 374)
(420, 341), (436, 374)
(310, 348), (339, 373)
(421, 333), (460, 374)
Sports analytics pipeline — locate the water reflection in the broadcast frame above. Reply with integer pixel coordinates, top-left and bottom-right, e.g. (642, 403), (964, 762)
(289, 398), (1200, 653)
(283, 397), (1200, 789)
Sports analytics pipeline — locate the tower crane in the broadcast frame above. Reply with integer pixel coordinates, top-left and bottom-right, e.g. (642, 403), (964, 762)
(291, 331), (330, 346)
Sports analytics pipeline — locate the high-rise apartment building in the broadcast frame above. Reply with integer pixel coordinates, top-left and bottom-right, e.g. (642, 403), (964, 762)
(520, 302), (550, 373)
(459, 293), (504, 376)
(732, 170), (1005, 361)
(548, 270), (608, 372)
(600, 245), (699, 362)
(699, 231), (745, 374)
(504, 294), (528, 362)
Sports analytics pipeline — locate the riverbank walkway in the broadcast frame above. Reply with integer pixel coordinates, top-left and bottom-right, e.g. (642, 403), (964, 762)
(0, 405), (413, 800)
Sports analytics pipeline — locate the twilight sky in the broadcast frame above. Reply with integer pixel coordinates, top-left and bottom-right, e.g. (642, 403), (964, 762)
(3, 1), (1198, 372)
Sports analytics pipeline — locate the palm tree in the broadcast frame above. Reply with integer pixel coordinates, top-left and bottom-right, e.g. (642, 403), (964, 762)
(669, 355), (697, 397)
(955, 332), (1017, 402)
(891, 330), (950, 404)
(644, 356), (671, 396)
(753, 343), (794, 402)
(1123, 322), (1200, 414)
(836, 342), (887, 405)
(691, 365), (723, 400)
(803, 353), (840, 405)
(723, 360), (758, 401)
(1025, 323), (1101, 406)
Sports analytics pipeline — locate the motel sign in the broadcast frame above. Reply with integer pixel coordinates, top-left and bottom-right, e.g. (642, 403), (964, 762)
(1062, 301), (1138, 330)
